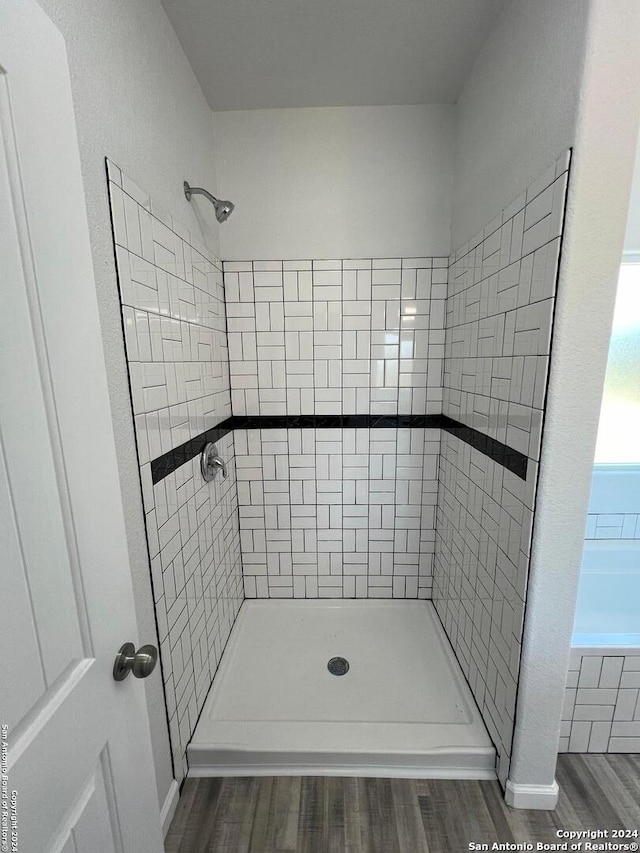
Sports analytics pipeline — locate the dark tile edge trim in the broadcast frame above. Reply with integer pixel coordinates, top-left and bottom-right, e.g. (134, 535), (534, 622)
(105, 160), (177, 781)
(150, 413), (528, 485)
(439, 416), (528, 481)
(151, 420), (236, 484)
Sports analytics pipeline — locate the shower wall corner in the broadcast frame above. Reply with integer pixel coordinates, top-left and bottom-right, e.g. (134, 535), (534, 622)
(106, 160), (244, 782)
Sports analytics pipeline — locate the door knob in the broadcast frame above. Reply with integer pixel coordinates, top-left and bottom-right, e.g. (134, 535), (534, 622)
(113, 642), (158, 681)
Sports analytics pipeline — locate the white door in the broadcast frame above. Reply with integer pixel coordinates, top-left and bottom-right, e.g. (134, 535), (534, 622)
(0, 3), (165, 851)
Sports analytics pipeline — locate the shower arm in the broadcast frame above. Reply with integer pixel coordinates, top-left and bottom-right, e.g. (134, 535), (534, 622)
(184, 181), (234, 223)
(184, 182), (217, 205)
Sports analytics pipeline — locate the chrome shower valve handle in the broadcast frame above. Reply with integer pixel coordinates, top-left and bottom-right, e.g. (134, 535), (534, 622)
(201, 442), (228, 481)
(212, 454), (227, 478)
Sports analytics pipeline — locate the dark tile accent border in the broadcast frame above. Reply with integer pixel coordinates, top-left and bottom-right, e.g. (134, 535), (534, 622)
(231, 413), (447, 431)
(150, 421), (235, 484)
(439, 416), (528, 481)
(150, 413), (528, 485)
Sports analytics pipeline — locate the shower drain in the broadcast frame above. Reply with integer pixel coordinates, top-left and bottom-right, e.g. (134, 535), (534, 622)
(327, 657), (350, 676)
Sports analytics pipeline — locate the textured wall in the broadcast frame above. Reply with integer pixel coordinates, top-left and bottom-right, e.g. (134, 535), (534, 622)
(107, 164), (242, 782)
(37, 0), (222, 808)
(434, 152), (570, 788)
(451, 0), (590, 250)
(213, 106), (454, 260)
(509, 1), (640, 794)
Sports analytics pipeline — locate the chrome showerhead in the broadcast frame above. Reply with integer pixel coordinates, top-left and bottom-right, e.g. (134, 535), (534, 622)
(213, 198), (234, 223)
(183, 181), (235, 223)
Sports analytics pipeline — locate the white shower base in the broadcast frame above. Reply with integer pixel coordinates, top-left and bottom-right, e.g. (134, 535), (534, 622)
(188, 600), (496, 779)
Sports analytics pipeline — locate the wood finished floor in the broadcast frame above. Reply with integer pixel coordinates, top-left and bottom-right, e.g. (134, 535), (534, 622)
(165, 755), (640, 853)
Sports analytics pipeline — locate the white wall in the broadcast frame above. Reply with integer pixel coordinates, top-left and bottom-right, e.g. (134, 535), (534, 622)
(449, 0), (640, 806)
(624, 132), (640, 255)
(509, 0), (640, 801)
(451, 0), (592, 252)
(213, 105), (454, 260)
(36, 0), (221, 812)
(451, 0), (640, 805)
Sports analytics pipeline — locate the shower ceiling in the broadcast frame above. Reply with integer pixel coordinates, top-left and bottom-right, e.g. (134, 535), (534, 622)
(161, 0), (508, 111)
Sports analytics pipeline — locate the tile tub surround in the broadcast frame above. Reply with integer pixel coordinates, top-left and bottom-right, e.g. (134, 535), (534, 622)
(149, 411), (529, 601)
(225, 256), (447, 599)
(107, 161), (232, 450)
(434, 151), (572, 789)
(235, 426), (440, 599)
(151, 412), (528, 485)
(560, 649), (640, 753)
(443, 152), (571, 459)
(107, 150), (574, 780)
(107, 161), (243, 782)
(148, 435), (242, 782)
(223, 257), (448, 418)
(434, 432), (537, 784)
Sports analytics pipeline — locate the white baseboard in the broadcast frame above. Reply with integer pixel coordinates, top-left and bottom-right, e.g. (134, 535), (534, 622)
(505, 779), (559, 810)
(160, 779), (180, 838)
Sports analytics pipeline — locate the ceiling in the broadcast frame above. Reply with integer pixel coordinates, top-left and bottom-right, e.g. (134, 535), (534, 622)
(161, 0), (508, 112)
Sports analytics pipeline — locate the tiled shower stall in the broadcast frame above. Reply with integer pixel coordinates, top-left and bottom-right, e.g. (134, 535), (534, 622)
(227, 256), (447, 599)
(107, 150), (571, 787)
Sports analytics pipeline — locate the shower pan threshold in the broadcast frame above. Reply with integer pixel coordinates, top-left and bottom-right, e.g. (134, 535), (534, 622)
(188, 600), (496, 779)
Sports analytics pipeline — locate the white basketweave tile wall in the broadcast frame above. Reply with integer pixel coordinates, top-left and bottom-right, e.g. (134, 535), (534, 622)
(106, 161), (243, 783)
(434, 151), (571, 788)
(235, 426), (439, 599)
(560, 650), (640, 753)
(224, 258), (448, 417)
(224, 257), (448, 599)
